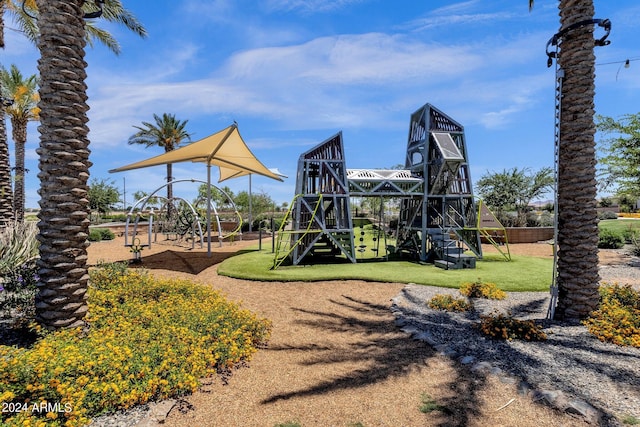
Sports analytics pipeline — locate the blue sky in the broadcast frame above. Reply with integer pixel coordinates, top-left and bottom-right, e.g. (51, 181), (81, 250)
(3, 0), (640, 209)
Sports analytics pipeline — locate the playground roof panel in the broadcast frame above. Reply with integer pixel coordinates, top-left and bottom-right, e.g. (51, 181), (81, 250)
(432, 132), (464, 160)
(347, 169), (422, 182)
(109, 124), (283, 182)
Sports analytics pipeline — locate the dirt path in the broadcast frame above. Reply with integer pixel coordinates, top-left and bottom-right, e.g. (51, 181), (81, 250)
(88, 237), (595, 426)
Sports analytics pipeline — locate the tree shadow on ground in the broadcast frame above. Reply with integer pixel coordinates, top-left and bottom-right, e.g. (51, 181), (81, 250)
(260, 294), (492, 427)
(396, 285), (640, 425)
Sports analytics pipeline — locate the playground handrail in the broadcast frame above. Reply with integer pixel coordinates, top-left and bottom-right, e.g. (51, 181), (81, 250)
(272, 193), (324, 269)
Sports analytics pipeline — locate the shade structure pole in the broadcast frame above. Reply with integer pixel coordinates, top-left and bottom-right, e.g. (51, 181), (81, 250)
(207, 163), (212, 257)
(248, 174), (252, 232)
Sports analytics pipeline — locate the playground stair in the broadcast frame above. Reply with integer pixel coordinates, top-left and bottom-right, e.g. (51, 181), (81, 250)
(428, 229), (476, 270)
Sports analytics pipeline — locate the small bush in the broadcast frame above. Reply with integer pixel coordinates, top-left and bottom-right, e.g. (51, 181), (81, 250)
(630, 231), (640, 257)
(598, 211), (619, 220)
(428, 294), (473, 312)
(99, 228), (115, 240)
(598, 229), (625, 249)
(478, 311), (547, 341)
(459, 280), (507, 300)
(0, 262), (38, 323)
(583, 285), (640, 347)
(88, 228), (103, 241)
(88, 228), (115, 242)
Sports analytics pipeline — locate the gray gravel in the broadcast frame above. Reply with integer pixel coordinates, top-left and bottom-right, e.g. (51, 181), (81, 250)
(392, 261), (640, 426)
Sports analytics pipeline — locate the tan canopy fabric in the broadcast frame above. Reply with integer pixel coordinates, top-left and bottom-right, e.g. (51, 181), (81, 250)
(109, 124), (283, 182)
(110, 123), (283, 256)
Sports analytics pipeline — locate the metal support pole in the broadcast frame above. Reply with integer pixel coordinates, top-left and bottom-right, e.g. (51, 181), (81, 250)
(248, 174), (253, 232)
(207, 164), (212, 257)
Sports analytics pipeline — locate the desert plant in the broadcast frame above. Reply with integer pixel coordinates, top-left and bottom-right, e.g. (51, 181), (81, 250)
(428, 294), (473, 312)
(0, 221), (38, 276)
(0, 262), (38, 322)
(477, 311), (547, 341)
(459, 280), (507, 300)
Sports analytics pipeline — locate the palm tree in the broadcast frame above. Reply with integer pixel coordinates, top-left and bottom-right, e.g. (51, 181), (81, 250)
(128, 113), (192, 209)
(0, 0), (5, 48)
(0, 100), (13, 227)
(4, 0), (147, 54)
(34, 0), (92, 329)
(0, 64), (39, 223)
(0, 2), (11, 227)
(530, 0), (601, 321)
(0, 1), (146, 230)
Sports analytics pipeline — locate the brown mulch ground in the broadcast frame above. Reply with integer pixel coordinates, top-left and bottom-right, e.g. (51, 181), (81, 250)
(87, 237), (615, 427)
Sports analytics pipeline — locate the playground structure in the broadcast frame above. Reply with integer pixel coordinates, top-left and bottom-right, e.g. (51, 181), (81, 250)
(124, 179), (242, 253)
(274, 103), (509, 269)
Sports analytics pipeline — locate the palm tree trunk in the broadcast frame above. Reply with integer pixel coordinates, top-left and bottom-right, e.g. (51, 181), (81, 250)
(0, 1), (5, 49)
(35, 0), (92, 329)
(554, 0), (601, 321)
(0, 111), (14, 227)
(11, 117), (27, 222)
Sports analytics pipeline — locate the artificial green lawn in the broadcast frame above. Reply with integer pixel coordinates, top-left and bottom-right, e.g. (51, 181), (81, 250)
(217, 249), (553, 292)
(598, 218), (640, 234)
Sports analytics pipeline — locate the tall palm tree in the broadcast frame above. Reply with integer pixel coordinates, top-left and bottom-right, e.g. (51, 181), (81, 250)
(0, 0), (146, 230)
(0, 100), (13, 227)
(34, 0), (92, 329)
(128, 113), (192, 207)
(4, 0), (147, 54)
(0, 2), (11, 227)
(0, 64), (39, 223)
(0, 0), (5, 48)
(531, 0), (601, 321)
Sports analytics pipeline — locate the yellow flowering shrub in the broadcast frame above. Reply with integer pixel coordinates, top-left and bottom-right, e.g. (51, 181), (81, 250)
(459, 280), (507, 300)
(0, 265), (271, 426)
(618, 212), (640, 219)
(583, 284), (640, 348)
(428, 294), (473, 312)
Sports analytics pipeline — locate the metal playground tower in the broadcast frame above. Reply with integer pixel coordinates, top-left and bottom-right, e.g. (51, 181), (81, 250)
(274, 103), (503, 269)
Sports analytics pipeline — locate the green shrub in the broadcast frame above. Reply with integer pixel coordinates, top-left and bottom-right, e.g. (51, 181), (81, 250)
(459, 280), (507, 300)
(583, 285), (640, 347)
(477, 311), (547, 341)
(630, 231), (640, 257)
(598, 229), (625, 249)
(88, 228), (114, 242)
(88, 228), (103, 242)
(98, 228), (115, 241)
(598, 211), (618, 220)
(428, 294), (473, 312)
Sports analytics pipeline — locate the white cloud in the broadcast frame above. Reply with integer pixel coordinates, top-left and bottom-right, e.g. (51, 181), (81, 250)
(264, 0), (366, 14)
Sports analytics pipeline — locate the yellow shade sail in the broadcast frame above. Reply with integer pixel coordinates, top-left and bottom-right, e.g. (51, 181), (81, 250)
(109, 124), (283, 182)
